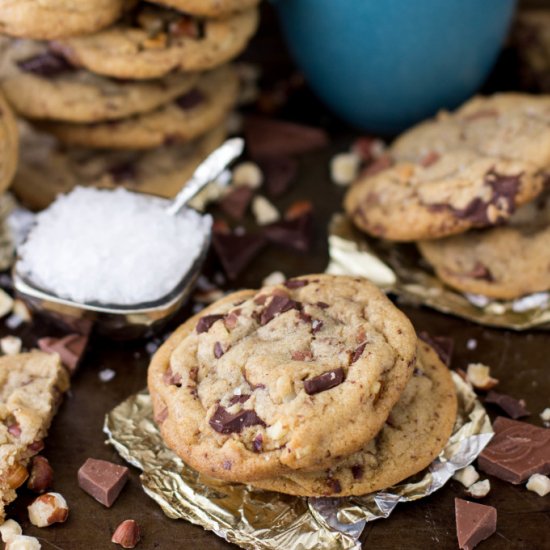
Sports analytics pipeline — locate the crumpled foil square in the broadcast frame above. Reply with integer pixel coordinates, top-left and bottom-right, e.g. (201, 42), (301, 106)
(326, 214), (550, 330)
(104, 373), (492, 550)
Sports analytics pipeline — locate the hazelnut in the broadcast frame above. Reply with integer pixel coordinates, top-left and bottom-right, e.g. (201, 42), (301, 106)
(111, 519), (141, 548)
(27, 456), (54, 493)
(262, 271), (286, 287)
(466, 363), (499, 391)
(28, 492), (69, 527)
(5, 535), (41, 550)
(330, 152), (361, 186)
(252, 196), (280, 226)
(453, 465), (480, 488)
(7, 464), (29, 490)
(232, 162), (263, 189)
(0, 519), (22, 543)
(0, 336), (22, 356)
(466, 479), (491, 499)
(526, 474), (550, 497)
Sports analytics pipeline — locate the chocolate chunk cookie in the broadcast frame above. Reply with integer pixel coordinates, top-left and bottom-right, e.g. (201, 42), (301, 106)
(0, 89), (18, 193)
(345, 149), (546, 241)
(36, 65), (238, 149)
(148, 275), (417, 482)
(150, 0), (260, 17)
(250, 340), (457, 496)
(0, 0), (127, 40)
(0, 352), (70, 521)
(0, 39), (199, 123)
(418, 193), (550, 300)
(13, 122), (226, 210)
(51, 4), (259, 80)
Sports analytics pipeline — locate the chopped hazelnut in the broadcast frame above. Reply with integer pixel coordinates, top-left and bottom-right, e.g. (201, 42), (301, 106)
(111, 519), (141, 548)
(27, 456), (54, 493)
(252, 196), (280, 226)
(466, 363), (499, 391)
(526, 474), (550, 497)
(0, 519), (22, 543)
(28, 492), (69, 527)
(330, 152), (361, 186)
(232, 162), (263, 189)
(453, 465), (480, 488)
(262, 271), (286, 287)
(466, 479), (491, 498)
(540, 407), (550, 427)
(0, 336), (22, 356)
(5, 535), (41, 550)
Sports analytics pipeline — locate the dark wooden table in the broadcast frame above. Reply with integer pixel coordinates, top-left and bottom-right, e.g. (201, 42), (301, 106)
(4, 4), (550, 549)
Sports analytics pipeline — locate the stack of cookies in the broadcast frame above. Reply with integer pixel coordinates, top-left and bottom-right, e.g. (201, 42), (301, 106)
(148, 274), (457, 497)
(0, 0), (260, 209)
(344, 93), (550, 302)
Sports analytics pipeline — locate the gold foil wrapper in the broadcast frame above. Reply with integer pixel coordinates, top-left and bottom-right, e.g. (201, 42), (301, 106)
(326, 214), (550, 330)
(104, 374), (492, 550)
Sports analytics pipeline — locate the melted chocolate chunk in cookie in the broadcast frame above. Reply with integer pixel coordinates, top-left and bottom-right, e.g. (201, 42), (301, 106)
(209, 406), (266, 434)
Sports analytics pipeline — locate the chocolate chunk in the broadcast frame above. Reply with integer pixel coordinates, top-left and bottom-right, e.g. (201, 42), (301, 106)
(107, 161), (137, 183)
(77, 458), (129, 508)
(304, 368), (345, 395)
(316, 301), (329, 309)
(484, 391), (530, 419)
(175, 88), (205, 110)
(260, 295), (301, 325)
(252, 433), (263, 452)
(351, 343), (367, 364)
(326, 478), (342, 494)
(213, 341), (224, 358)
(196, 314), (224, 334)
(223, 310), (240, 330)
(218, 186), (254, 220)
(284, 279), (308, 289)
(455, 498), (497, 550)
(260, 157), (298, 197)
(351, 464), (364, 480)
(228, 394), (250, 405)
(37, 333), (89, 374)
(169, 16), (201, 38)
(263, 212), (312, 252)
(17, 52), (75, 77)
(478, 416), (550, 483)
(298, 311), (312, 324)
(466, 262), (494, 281)
(162, 368), (182, 387)
(245, 116), (329, 159)
(418, 332), (454, 367)
(420, 151), (440, 167)
(209, 406), (266, 434)
(212, 231), (267, 280)
(291, 349), (312, 361)
(223, 460), (232, 470)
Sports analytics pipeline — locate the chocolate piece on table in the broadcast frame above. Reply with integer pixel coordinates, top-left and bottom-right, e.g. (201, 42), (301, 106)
(78, 458), (129, 507)
(418, 332), (454, 367)
(260, 157), (298, 197)
(304, 368), (345, 395)
(478, 416), (550, 483)
(218, 186), (254, 220)
(245, 116), (329, 159)
(262, 212), (312, 252)
(455, 498), (497, 550)
(212, 231), (267, 280)
(38, 333), (89, 373)
(484, 391), (530, 419)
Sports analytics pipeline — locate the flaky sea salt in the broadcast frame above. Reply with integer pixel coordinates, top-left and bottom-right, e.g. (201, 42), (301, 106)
(18, 187), (211, 305)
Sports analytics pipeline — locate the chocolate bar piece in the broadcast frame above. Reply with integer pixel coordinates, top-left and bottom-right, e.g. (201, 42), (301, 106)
(484, 391), (530, 419)
(455, 498), (497, 550)
(478, 416), (550, 483)
(38, 333), (89, 373)
(78, 458), (129, 507)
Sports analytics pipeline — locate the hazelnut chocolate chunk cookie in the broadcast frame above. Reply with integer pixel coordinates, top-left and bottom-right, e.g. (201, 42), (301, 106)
(0, 89), (18, 194)
(250, 340), (457, 496)
(344, 149), (546, 241)
(0, 39), (199, 123)
(392, 93), (550, 169)
(148, 275), (417, 482)
(418, 193), (550, 300)
(150, 0), (260, 17)
(50, 4), (259, 80)
(13, 122), (226, 210)
(0, 352), (70, 521)
(37, 65), (238, 149)
(0, 0), (127, 40)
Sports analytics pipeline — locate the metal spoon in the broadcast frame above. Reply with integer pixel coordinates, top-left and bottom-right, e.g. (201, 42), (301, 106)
(12, 137), (245, 339)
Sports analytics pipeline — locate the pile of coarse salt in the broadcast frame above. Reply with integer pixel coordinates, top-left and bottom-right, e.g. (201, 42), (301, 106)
(18, 187), (211, 305)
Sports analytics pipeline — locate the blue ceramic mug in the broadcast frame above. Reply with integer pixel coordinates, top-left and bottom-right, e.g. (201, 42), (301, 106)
(273, 0), (517, 134)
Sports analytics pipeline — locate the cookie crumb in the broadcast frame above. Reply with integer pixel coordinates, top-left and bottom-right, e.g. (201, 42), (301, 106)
(453, 465), (480, 488)
(466, 363), (499, 391)
(526, 473), (550, 497)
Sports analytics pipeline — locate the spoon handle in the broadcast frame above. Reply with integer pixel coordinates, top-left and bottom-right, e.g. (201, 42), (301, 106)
(166, 137), (245, 216)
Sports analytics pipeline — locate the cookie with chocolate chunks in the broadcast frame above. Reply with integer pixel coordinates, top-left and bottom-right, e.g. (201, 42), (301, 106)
(417, 193), (550, 299)
(148, 275), (417, 482)
(250, 340), (457, 496)
(36, 66), (238, 149)
(0, 39), (199, 123)
(50, 4), (259, 80)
